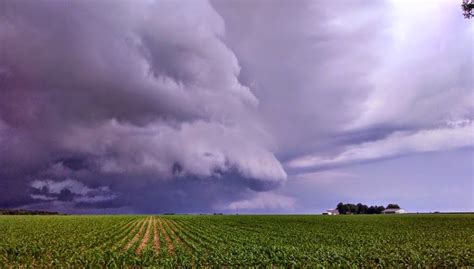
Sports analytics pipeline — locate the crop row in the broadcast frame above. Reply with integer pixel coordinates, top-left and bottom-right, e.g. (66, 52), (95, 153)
(0, 214), (473, 267)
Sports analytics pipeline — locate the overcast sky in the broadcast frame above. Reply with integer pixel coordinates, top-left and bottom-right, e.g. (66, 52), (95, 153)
(0, 0), (472, 214)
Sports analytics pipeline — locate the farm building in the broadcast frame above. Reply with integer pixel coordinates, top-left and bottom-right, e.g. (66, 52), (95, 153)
(323, 209), (339, 215)
(383, 208), (408, 214)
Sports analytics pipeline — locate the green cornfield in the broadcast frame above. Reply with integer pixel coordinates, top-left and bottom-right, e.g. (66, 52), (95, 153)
(0, 214), (473, 267)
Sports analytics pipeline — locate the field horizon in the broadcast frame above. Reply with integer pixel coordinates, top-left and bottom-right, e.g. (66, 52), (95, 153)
(1, 214), (473, 267)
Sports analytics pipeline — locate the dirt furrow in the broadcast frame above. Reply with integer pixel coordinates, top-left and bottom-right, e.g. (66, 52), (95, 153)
(158, 217), (175, 255)
(152, 217), (161, 254)
(114, 218), (144, 251)
(135, 217), (152, 255)
(124, 217), (148, 251)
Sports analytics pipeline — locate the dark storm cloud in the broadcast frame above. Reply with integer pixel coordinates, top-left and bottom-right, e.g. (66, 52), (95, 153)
(0, 0), (472, 213)
(0, 0), (285, 212)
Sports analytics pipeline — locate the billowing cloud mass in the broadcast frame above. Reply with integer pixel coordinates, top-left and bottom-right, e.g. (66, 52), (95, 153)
(0, 0), (285, 212)
(0, 0), (472, 213)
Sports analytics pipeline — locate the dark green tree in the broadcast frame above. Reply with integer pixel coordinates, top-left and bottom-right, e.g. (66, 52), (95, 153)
(357, 203), (368, 214)
(463, 0), (474, 18)
(376, 206), (385, 214)
(386, 204), (400, 209)
(348, 204), (358, 214)
(336, 202), (389, 214)
(337, 202), (347, 214)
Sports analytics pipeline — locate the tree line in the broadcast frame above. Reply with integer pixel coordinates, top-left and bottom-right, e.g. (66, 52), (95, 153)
(0, 209), (61, 215)
(336, 202), (400, 214)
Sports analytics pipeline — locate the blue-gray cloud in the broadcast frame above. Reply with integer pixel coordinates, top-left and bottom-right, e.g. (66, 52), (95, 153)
(0, 0), (472, 213)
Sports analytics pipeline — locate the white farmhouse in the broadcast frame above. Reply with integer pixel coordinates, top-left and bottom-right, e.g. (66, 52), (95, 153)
(323, 209), (339, 215)
(383, 208), (408, 214)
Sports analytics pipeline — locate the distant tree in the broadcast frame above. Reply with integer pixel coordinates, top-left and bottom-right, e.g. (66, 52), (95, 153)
(357, 203), (368, 214)
(463, 0), (474, 18)
(356, 203), (363, 214)
(337, 202), (347, 214)
(376, 206), (385, 214)
(348, 204), (358, 214)
(336, 202), (388, 214)
(367, 206), (376, 214)
(0, 209), (60, 215)
(386, 204), (400, 209)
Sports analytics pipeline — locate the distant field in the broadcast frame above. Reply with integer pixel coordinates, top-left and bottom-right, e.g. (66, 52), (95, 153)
(0, 214), (472, 267)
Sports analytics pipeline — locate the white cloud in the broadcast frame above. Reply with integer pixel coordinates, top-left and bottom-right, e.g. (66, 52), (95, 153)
(226, 192), (295, 210)
(31, 179), (92, 195)
(30, 194), (55, 201)
(30, 179), (116, 203)
(288, 121), (474, 168)
(350, 0), (473, 129)
(74, 193), (117, 203)
(294, 171), (357, 182)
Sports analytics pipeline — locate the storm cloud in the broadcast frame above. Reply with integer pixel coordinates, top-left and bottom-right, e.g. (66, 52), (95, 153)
(0, 0), (286, 212)
(0, 0), (472, 213)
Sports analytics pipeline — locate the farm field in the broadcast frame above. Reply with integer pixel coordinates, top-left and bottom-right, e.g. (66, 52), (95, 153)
(0, 214), (473, 267)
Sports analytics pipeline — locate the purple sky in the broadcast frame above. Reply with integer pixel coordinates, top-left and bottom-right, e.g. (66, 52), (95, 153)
(0, 0), (472, 214)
